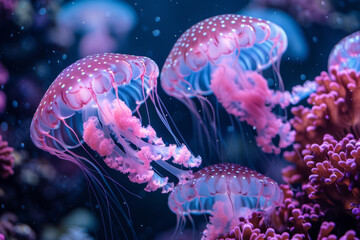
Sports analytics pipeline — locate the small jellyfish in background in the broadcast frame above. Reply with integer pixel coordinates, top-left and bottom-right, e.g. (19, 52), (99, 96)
(30, 53), (201, 238)
(239, 8), (309, 61)
(168, 163), (283, 240)
(51, 0), (137, 57)
(328, 31), (360, 73)
(161, 14), (313, 157)
(0, 134), (14, 178)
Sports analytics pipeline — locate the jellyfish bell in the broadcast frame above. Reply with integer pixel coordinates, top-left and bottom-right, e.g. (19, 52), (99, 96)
(30, 53), (201, 238)
(161, 14), (288, 98)
(168, 163), (283, 239)
(328, 31), (360, 73)
(239, 8), (309, 61)
(162, 14), (294, 163)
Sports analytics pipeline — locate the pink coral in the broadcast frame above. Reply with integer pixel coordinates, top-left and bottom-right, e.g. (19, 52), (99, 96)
(221, 221), (358, 240)
(0, 135), (14, 178)
(219, 185), (358, 240)
(291, 68), (360, 146)
(284, 67), (360, 184)
(299, 134), (360, 217)
(283, 68), (360, 220)
(316, 222), (359, 240)
(269, 185), (323, 237)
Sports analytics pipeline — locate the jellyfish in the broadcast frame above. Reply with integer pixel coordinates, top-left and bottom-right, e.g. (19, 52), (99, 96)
(30, 53), (201, 238)
(239, 8), (309, 61)
(168, 163), (283, 239)
(328, 31), (360, 73)
(161, 14), (313, 157)
(52, 0), (137, 57)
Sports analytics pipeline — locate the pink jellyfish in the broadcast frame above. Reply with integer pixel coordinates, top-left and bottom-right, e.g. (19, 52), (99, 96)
(328, 31), (360, 73)
(168, 163), (283, 239)
(161, 14), (305, 155)
(52, 0), (137, 57)
(31, 53), (201, 192)
(30, 53), (201, 237)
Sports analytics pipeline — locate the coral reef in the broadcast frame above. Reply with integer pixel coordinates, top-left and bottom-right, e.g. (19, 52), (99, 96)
(219, 185), (358, 240)
(0, 213), (36, 240)
(278, 67), (360, 239)
(284, 67), (360, 184)
(0, 135), (14, 178)
(301, 134), (360, 217)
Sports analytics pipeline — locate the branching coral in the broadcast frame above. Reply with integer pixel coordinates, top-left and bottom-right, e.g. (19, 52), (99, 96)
(299, 134), (360, 217)
(267, 185), (323, 238)
(0, 135), (14, 178)
(221, 221), (357, 240)
(218, 185), (358, 240)
(292, 68), (360, 145)
(284, 67), (360, 184)
(281, 67), (360, 222)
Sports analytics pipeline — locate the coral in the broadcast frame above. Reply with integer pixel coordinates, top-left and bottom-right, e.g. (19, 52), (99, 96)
(218, 185), (358, 240)
(0, 213), (36, 240)
(292, 68), (360, 146)
(299, 134), (360, 217)
(269, 185), (323, 238)
(220, 210), (291, 240)
(283, 67), (360, 216)
(0, 135), (14, 178)
(220, 221), (358, 240)
(284, 67), (360, 184)
(316, 221), (358, 240)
